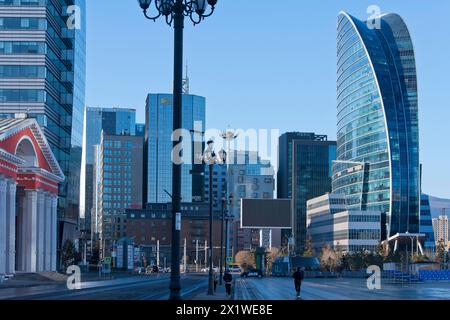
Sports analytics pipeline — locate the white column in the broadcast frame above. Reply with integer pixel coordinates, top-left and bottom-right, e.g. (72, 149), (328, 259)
(16, 189), (24, 271)
(44, 193), (52, 271)
(36, 191), (45, 272)
(23, 190), (38, 272)
(5, 180), (17, 274)
(50, 195), (58, 271)
(0, 176), (7, 275)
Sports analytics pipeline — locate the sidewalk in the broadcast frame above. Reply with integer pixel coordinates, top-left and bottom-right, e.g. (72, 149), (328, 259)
(191, 282), (234, 300)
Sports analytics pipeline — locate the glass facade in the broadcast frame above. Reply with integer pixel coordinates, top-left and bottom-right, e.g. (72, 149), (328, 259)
(0, 0), (86, 229)
(80, 107), (137, 232)
(145, 93), (205, 204)
(420, 194), (435, 251)
(334, 12), (420, 239)
(277, 133), (336, 254)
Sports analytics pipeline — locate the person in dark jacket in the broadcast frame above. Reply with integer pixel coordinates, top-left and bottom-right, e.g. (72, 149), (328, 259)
(292, 267), (305, 298)
(213, 271), (218, 292)
(223, 272), (233, 297)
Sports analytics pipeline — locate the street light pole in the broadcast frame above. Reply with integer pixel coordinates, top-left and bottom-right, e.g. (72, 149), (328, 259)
(138, 0), (218, 300)
(221, 130), (238, 273)
(203, 140), (226, 295)
(219, 197), (225, 285)
(208, 163), (214, 295)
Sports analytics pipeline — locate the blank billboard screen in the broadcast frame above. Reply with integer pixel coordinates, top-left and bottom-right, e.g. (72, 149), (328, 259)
(240, 199), (292, 229)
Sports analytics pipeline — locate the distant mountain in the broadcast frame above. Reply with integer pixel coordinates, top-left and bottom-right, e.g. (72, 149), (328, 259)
(428, 195), (450, 218)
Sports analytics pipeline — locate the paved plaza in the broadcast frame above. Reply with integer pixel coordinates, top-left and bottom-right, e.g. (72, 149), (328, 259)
(234, 277), (450, 300)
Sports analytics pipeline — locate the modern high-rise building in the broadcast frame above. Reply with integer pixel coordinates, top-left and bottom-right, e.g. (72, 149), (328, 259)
(80, 107), (137, 233)
(144, 93), (205, 205)
(277, 132), (336, 254)
(96, 132), (144, 258)
(432, 214), (449, 249)
(334, 12), (420, 240)
(135, 123), (145, 137)
(0, 0), (86, 254)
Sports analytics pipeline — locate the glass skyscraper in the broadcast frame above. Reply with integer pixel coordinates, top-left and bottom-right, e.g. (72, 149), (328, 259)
(277, 132), (336, 254)
(334, 12), (420, 240)
(80, 107), (137, 233)
(145, 93), (205, 204)
(0, 0), (86, 240)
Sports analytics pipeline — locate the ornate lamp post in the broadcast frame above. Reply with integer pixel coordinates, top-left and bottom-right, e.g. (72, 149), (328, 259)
(221, 129), (238, 273)
(137, 0), (218, 300)
(203, 139), (226, 295)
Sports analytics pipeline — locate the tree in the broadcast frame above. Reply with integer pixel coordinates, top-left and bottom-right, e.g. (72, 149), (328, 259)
(235, 250), (255, 271)
(412, 253), (431, 263)
(61, 239), (80, 269)
(265, 247), (281, 274)
(303, 236), (315, 257)
(319, 245), (341, 272)
(435, 240), (449, 265)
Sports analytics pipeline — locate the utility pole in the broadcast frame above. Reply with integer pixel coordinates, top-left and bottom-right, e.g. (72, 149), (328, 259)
(196, 240), (199, 272)
(184, 238), (187, 273)
(157, 240), (160, 267)
(205, 240), (207, 269)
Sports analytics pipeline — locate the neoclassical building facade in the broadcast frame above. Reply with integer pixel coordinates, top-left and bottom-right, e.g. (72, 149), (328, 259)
(0, 117), (64, 275)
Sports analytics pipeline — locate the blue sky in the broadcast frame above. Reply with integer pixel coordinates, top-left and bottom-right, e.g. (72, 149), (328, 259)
(85, 0), (450, 198)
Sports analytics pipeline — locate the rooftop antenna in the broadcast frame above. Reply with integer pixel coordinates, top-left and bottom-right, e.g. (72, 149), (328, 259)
(182, 61), (190, 94)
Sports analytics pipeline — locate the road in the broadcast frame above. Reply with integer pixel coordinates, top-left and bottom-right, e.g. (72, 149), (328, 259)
(1, 274), (208, 300)
(234, 277), (450, 300)
(2, 274), (449, 300)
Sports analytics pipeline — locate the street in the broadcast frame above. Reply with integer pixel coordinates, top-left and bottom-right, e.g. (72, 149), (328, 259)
(0, 274), (207, 300)
(1, 274), (449, 300)
(234, 277), (450, 300)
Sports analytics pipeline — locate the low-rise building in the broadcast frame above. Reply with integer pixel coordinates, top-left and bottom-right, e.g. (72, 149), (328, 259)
(307, 193), (381, 253)
(124, 203), (222, 267)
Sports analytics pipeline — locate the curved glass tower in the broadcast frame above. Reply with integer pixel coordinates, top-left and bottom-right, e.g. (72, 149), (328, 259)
(333, 12), (420, 239)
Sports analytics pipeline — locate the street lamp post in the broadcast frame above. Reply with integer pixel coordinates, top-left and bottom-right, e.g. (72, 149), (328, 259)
(221, 129), (238, 273)
(219, 197), (225, 285)
(137, 0), (218, 300)
(203, 139), (226, 295)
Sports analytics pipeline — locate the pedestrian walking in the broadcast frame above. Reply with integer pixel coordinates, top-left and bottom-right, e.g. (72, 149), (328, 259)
(292, 267), (305, 299)
(223, 271), (233, 297)
(213, 271), (218, 292)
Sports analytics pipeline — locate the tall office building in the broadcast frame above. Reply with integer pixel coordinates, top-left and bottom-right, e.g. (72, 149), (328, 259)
(97, 132), (144, 258)
(277, 132), (336, 254)
(135, 123), (145, 137)
(144, 93), (205, 205)
(334, 12), (420, 240)
(80, 107), (137, 233)
(0, 0), (86, 249)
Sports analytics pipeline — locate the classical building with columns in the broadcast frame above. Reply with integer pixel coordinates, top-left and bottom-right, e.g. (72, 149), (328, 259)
(0, 118), (64, 276)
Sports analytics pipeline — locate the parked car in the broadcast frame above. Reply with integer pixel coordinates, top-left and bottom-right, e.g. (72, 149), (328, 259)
(230, 265), (241, 273)
(201, 267), (219, 273)
(241, 269), (262, 278)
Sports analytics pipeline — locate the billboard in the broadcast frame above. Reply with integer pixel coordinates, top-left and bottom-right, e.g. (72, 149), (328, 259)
(240, 199), (292, 229)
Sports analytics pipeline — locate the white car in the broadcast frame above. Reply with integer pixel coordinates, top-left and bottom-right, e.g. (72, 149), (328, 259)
(230, 266), (241, 273)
